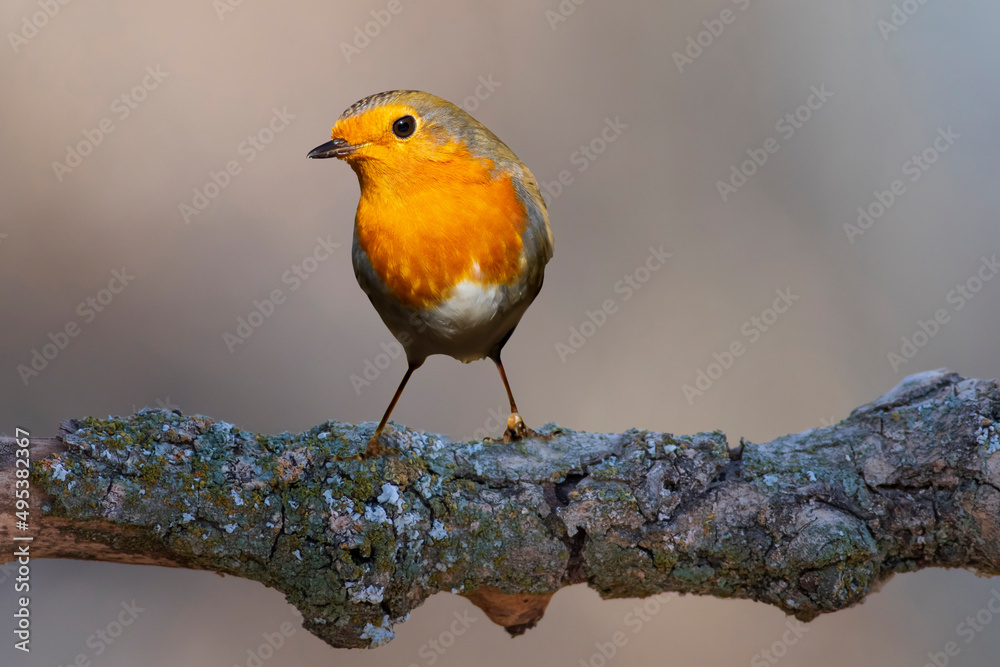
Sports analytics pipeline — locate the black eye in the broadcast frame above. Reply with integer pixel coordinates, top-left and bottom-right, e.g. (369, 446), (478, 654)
(392, 115), (415, 138)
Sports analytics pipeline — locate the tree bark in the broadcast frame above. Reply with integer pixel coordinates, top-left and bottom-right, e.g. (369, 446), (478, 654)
(2, 369), (999, 649)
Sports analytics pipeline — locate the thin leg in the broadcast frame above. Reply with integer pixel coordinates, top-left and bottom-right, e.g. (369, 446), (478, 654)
(367, 361), (422, 457)
(491, 354), (535, 442)
(494, 355), (519, 415)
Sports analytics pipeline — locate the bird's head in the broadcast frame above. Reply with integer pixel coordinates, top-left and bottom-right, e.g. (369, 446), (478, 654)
(308, 90), (520, 188)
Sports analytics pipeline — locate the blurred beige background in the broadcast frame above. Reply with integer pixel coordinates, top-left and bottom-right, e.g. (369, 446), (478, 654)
(3, 0), (1000, 665)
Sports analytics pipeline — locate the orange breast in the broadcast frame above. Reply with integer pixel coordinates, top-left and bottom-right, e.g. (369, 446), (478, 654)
(355, 151), (527, 309)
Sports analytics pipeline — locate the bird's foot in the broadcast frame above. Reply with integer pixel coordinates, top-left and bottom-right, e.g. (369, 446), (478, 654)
(365, 436), (385, 458)
(364, 433), (402, 458)
(501, 412), (539, 443)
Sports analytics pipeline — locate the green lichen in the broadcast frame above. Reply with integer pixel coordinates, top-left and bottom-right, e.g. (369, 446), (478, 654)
(28, 372), (995, 648)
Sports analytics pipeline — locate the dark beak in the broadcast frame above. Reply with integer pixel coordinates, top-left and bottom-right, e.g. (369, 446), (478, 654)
(307, 138), (358, 159)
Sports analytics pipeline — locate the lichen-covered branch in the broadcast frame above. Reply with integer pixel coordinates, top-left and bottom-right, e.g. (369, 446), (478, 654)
(2, 369), (999, 649)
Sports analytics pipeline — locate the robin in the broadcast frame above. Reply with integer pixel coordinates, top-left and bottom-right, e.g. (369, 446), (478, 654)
(308, 90), (554, 457)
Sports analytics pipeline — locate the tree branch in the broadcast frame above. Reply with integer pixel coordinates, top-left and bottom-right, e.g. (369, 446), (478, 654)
(2, 369), (999, 648)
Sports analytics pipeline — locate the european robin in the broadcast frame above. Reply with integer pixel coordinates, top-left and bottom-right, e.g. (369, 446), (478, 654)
(308, 90), (554, 457)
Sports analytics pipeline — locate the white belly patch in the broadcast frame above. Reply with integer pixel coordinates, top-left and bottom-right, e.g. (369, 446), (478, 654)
(427, 280), (503, 338)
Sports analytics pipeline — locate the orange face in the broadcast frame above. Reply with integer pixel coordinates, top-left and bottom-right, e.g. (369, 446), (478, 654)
(327, 101), (528, 309)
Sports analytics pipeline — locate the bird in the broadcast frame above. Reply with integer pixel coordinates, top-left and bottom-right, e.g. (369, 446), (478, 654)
(308, 90), (554, 457)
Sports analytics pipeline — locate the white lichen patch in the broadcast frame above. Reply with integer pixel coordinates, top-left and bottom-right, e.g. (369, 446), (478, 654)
(644, 435), (658, 457)
(360, 616), (395, 647)
(429, 520), (448, 540)
(407, 431), (431, 454)
(348, 583), (385, 604)
(51, 460), (70, 481)
(214, 421), (236, 438)
(393, 512), (421, 538)
(977, 425), (1000, 455)
(365, 505), (390, 524)
(425, 436), (448, 453)
(377, 483), (404, 511)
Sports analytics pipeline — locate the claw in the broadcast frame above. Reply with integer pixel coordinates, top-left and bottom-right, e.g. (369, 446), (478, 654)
(501, 412), (539, 443)
(365, 436), (384, 458)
